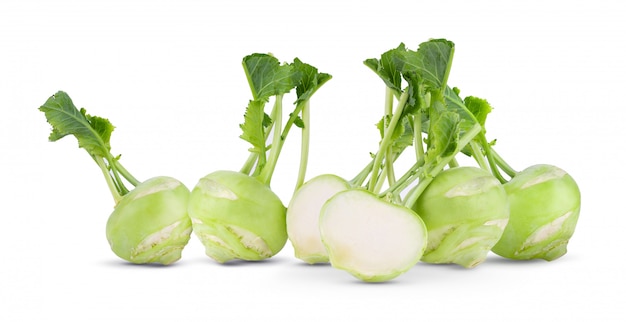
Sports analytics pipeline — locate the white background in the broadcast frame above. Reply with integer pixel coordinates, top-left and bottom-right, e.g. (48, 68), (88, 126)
(1, 0), (624, 321)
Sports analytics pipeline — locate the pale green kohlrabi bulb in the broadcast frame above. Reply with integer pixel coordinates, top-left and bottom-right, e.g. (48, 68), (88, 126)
(413, 167), (509, 268)
(106, 176), (192, 265)
(187, 170), (287, 263)
(492, 164), (580, 261)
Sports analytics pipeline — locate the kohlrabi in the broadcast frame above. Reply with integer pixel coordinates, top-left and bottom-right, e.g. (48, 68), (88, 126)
(39, 91), (192, 265)
(187, 54), (331, 263)
(412, 167), (509, 268)
(491, 164), (580, 260)
(457, 96), (581, 261)
(392, 87), (512, 268)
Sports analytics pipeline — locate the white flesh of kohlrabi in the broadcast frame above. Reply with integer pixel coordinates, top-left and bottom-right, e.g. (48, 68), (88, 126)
(286, 174), (351, 264)
(320, 189), (427, 282)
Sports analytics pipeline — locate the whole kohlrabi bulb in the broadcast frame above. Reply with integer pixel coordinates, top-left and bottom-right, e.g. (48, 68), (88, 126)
(106, 176), (192, 265)
(491, 164), (580, 261)
(187, 170), (287, 263)
(413, 167), (509, 268)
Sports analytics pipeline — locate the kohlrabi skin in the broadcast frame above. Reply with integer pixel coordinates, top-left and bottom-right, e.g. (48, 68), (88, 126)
(286, 174), (351, 264)
(491, 164), (580, 261)
(413, 166), (509, 268)
(320, 189), (428, 282)
(106, 176), (192, 265)
(187, 170), (287, 263)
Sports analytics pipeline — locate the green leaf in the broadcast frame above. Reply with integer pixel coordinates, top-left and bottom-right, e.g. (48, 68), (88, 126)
(242, 54), (298, 101)
(393, 39), (455, 91)
(425, 111), (461, 163)
(390, 116), (414, 155)
(39, 91), (114, 159)
(292, 58), (332, 103)
(402, 71), (426, 116)
(376, 115), (390, 140)
(364, 44), (405, 93)
(443, 86), (479, 133)
(239, 100), (267, 154)
(262, 112), (273, 128)
(464, 95), (493, 128)
(376, 115), (414, 155)
(291, 113), (305, 128)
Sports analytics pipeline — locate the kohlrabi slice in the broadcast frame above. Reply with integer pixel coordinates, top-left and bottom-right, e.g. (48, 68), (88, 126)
(286, 174), (351, 264)
(491, 164), (580, 261)
(39, 91), (192, 265)
(320, 189), (428, 282)
(106, 176), (192, 265)
(413, 166), (509, 268)
(188, 170), (287, 263)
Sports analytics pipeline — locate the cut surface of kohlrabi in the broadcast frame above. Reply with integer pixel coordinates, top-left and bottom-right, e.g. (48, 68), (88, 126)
(286, 174), (351, 264)
(320, 189), (427, 282)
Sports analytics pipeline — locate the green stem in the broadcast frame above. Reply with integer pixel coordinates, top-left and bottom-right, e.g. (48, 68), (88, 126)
(448, 158), (459, 168)
(113, 160), (141, 187)
(349, 159), (374, 187)
(94, 157), (123, 204)
(385, 150), (396, 188)
(281, 104), (305, 144)
(258, 95), (284, 185)
(379, 157), (425, 197)
(384, 87), (396, 188)
(240, 153), (257, 175)
(479, 135), (506, 183)
(258, 97), (309, 185)
(107, 158), (130, 196)
(469, 140), (489, 171)
(368, 90), (410, 192)
(295, 100), (310, 190)
(385, 86), (394, 116)
(413, 113), (425, 162)
(491, 148), (518, 179)
(374, 166), (388, 194)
